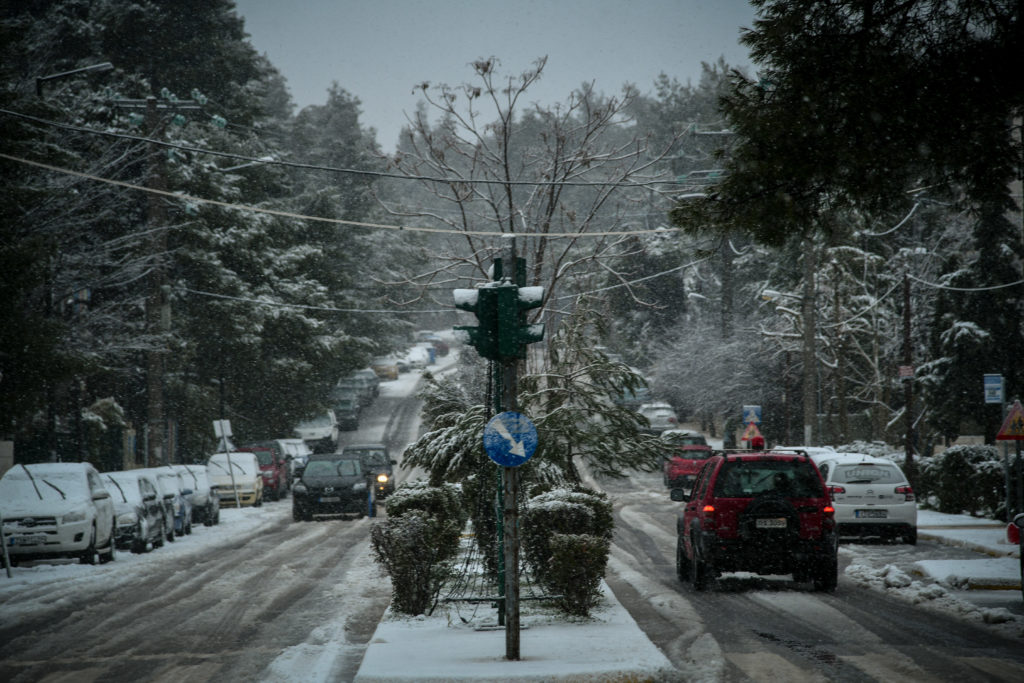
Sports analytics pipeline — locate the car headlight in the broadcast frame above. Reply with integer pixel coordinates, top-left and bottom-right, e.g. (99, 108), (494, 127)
(117, 512), (137, 526)
(376, 473), (389, 484)
(353, 482), (367, 492)
(63, 510), (87, 523)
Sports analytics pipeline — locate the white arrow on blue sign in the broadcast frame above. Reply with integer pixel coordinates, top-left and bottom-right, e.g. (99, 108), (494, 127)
(483, 411), (538, 467)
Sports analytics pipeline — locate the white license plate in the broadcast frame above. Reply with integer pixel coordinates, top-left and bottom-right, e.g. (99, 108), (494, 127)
(10, 534), (47, 546)
(756, 518), (787, 529)
(320, 496), (340, 503)
(855, 509), (887, 519)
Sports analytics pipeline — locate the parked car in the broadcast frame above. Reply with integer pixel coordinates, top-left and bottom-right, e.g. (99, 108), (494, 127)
(330, 392), (361, 431)
(206, 451), (263, 507)
(102, 470), (167, 553)
(278, 437), (314, 478)
(142, 467), (193, 537)
(813, 453), (917, 544)
(292, 453), (370, 521)
(342, 443), (397, 499)
(0, 462), (116, 565)
(294, 410), (340, 453)
(1011, 513), (1024, 601)
(661, 429), (713, 490)
(371, 356), (400, 381)
(238, 442), (290, 501)
(638, 401), (679, 435)
(673, 450), (838, 591)
(173, 464), (220, 526)
(336, 377), (374, 406)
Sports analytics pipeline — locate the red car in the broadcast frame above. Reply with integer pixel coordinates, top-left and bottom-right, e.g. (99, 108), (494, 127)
(661, 429), (713, 490)
(673, 450), (837, 591)
(238, 442), (290, 501)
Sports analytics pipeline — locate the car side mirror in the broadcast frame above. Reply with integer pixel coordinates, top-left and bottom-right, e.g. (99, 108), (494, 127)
(669, 488), (689, 502)
(390, 459), (398, 465)
(183, 488), (193, 496)
(93, 490), (110, 501)
(1013, 512), (1024, 529)
(144, 493), (157, 502)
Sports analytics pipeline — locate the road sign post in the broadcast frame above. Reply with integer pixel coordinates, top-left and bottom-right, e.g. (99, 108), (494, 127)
(996, 399), (1024, 517)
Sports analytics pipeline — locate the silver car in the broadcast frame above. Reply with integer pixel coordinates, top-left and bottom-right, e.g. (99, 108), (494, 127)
(815, 454), (918, 544)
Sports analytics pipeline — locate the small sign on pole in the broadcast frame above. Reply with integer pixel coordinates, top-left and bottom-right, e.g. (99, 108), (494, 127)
(996, 400), (1024, 441)
(742, 405), (762, 425)
(984, 374), (1004, 405)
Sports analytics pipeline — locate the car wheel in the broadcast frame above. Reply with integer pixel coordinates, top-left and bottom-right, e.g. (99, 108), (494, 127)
(292, 505), (303, 522)
(80, 526), (100, 565)
(204, 506), (215, 526)
(904, 528), (917, 545)
(812, 555), (838, 592)
(214, 509), (221, 525)
(131, 535), (147, 554)
(185, 518), (192, 535)
(166, 518), (176, 543)
(271, 487), (280, 502)
(691, 542), (711, 591)
(676, 541), (691, 582)
(154, 520), (166, 548)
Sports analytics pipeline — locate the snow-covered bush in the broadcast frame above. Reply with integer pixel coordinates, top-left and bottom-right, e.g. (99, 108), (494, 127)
(370, 481), (465, 615)
(917, 445), (1005, 517)
(522, 487), (613, 616)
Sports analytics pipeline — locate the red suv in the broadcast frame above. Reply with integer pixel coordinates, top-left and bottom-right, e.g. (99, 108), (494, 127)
(661, 429), (713, 490)
(673, 451), (838, 591)
(238, 443), (290, 501)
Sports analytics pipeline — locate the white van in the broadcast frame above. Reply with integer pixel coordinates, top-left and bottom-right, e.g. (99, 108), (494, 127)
(206, 452), (263, 507)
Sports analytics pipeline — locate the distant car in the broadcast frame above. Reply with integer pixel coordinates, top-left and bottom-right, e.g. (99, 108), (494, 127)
(0, 462), (116, 565)
(351, 368), (381, 399)
(404, 345), (433, 369)
(103, 470), (167, 553)
(638, 402), (678, 435)
(238, 442), (290, 501)
(173, 464), (220, 526)
(330, 392), (361, 431)
(814, 453), (917, 544)
(278, 437), (314, 478)
(371, 357), (400, 381)
(661, 429), (713, 490)
(1011, 513), (1024, 601)
(142, 467), (193, 537)
(673, 450), (837, 591)
(206, 452), (264, 507)
(342, 443), (397, 499)
(292, 453), (370, 521)
(294, 410), (340, 453)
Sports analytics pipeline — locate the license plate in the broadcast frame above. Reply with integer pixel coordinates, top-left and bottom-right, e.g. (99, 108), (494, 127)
(756, 518), (787, 529)
(10, 534), (47, 546)
(320, 496), (340, 503)
(855, 509), (887, 518)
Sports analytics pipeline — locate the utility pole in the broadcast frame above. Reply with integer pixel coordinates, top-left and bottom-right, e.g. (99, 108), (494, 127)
(902, 272), (916, 480)
(801, 230), (817, 445)
(114, 95), (200, 465)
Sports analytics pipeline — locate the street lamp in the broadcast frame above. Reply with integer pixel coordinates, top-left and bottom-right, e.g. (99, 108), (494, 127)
(36, 62), (114, 97)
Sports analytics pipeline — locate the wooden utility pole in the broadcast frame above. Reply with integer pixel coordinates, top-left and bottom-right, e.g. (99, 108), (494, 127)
(902, 272), (915, 480)
(801, 231), (817, 445)
(144, 97), (168, 466)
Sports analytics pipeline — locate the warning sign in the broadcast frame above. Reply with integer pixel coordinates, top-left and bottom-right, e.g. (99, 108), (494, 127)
(740, 422), (762, 442)
(996, 400), (1024, 441)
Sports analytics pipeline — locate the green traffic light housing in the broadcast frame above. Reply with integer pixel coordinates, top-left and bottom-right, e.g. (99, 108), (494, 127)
(454, 286), (500, 360)
(454, 282), (544, 361)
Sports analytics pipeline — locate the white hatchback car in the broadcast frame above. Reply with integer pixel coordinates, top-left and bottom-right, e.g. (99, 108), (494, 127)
(814, 453), (918, 544)
(637, 402), (679, 435)
(0, 462), (116, 564)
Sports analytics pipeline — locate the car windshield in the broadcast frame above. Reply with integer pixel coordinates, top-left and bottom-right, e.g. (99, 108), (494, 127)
(0, 468), (88, 502)
(832, 463), (901, 484)
(675, 451), (713, 461)
(714, 460), (823, 498)
(664, 434), (707, 447)
(298, 414), (333, 428)
(351, 449), (388, 466)
(104, 474), (141, 503)
(253, 451), (274, 466)
(304, 459), (361, 477)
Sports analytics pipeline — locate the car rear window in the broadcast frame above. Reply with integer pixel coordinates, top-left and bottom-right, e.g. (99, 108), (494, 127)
(832, 463), (902, 484)
(254, 451), (273, 466)
(713, 460), (823, 498)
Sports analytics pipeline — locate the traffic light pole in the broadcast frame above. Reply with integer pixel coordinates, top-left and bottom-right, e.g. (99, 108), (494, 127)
(501, 356), (521, 661)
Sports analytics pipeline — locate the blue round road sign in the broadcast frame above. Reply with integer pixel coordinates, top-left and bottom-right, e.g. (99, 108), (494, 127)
(483, 411), (538, 467)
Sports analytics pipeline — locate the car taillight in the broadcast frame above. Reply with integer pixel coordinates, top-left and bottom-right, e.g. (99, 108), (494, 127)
(701, 504), (716, 529)
(823, 505), (835, 517)
(828, 485), (845, 496)
(702, 504), (715, 513)
(895, 485), (915, 502)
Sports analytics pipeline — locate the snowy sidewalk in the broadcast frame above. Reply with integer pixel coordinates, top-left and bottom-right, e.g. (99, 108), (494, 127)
(914, 509), (1021, 591)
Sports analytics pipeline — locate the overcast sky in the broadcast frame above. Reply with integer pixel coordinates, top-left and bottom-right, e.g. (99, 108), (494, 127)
(234, 0), (756, 152)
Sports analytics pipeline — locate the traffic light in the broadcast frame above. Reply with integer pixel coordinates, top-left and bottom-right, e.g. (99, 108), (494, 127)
(496, 284), (545, 359)
(453, 286), (500, 360)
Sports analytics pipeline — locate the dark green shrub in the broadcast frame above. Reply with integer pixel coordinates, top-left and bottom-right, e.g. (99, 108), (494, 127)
(547, 533), (610, 616)
(522, 487), (613, 616)
(918, 445), (1005, 516)
(370, 481), (466, 615)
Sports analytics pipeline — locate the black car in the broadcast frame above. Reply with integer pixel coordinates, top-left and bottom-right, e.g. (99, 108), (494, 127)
(292, 454), (370, 521)
(102, 471), (167, 553)
(342, 443), (396, 499)
(330, 392), (361, 431)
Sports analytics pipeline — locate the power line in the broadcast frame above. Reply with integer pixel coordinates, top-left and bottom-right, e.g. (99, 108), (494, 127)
(907, 273), (1024, 292)
(0, 152), (680, 239)
(0, 107), (676, 189)
(178, 286), (449, 314)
